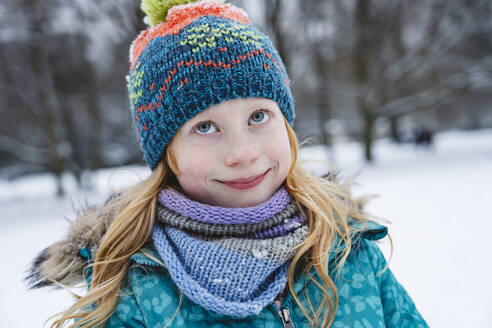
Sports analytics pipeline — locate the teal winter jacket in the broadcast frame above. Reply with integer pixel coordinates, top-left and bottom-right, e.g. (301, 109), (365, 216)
(77, 221), (428, 328)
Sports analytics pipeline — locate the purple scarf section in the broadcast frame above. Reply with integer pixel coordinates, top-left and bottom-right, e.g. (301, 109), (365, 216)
(157, 187), (292, 225)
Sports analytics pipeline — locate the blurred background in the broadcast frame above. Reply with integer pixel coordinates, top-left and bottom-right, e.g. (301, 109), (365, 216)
(0, 0), (491, 327)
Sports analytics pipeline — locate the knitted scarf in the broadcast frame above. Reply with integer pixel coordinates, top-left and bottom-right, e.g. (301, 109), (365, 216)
(152, 187), (308, 317)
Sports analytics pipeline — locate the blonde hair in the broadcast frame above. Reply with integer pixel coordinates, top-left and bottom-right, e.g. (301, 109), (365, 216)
(50, 118), (381, 328)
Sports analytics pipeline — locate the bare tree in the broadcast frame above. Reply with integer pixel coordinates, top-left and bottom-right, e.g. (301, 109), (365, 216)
(333, 0), (492, 161)
(0, 0), (146, 194)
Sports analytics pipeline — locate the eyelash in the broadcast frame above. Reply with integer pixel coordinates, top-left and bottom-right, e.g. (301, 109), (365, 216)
(193, 109), (271, 135)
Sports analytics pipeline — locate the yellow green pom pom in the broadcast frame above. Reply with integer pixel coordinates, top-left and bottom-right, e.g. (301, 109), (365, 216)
(141, 0), (226, 26)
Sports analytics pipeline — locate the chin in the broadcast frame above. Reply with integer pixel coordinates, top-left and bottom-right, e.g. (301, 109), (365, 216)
(212, 192), (262, 208)
(237, 191), (272, 208)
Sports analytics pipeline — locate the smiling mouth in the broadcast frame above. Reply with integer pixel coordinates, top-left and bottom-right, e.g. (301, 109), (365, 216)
(218, 169), (270, 190)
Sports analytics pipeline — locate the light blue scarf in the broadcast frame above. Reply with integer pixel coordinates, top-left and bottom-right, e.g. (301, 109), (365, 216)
(152, 187), (308, 317)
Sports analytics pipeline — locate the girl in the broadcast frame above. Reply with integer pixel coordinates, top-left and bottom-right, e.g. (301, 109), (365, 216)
(27, 0), (428, 327)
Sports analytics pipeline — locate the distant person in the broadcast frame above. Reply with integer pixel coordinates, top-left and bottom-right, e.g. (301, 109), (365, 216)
(27, 1), (428, 327)
(414, 128), (434, 148)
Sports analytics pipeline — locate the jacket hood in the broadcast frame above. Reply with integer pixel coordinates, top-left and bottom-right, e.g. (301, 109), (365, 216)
(25, 195), (118, 289)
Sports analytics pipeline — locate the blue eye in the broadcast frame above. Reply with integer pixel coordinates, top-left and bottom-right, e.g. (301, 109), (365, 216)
(195, 121), (217, 134)
(250, 110), (270, 125)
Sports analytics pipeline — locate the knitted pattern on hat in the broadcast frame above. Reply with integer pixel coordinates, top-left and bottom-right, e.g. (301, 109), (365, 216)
(152, 187), (308, 317)
(127, 0), (295, 169)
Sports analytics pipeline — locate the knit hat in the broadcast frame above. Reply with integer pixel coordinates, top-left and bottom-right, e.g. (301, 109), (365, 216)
(127, 0), (295, 170)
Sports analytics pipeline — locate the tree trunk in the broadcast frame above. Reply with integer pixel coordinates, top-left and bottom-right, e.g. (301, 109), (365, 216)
(389, 115), (400, 142)
(353, 0), (374, 162)
(264, 0), (289, 67)
(26, 0), (66, 195)
(361, 103), (375, 162)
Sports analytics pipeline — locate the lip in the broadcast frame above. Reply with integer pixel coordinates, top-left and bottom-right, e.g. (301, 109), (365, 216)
(219, 169), (270, 190)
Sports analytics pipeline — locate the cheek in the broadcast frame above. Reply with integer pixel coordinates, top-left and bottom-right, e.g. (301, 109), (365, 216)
(264, 129), (292, 172)
(175, 164), (207, 198)
(175, 148), (213, 187)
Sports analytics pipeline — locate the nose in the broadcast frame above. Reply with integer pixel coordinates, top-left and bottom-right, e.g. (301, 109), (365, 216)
(223, 129), (259, 167)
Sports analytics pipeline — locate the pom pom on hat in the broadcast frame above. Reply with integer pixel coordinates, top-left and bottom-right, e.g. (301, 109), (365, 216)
(141, 0), (225, 26)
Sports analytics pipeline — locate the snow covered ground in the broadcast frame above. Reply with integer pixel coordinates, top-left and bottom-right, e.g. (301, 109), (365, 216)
(1, 128), (491, 327)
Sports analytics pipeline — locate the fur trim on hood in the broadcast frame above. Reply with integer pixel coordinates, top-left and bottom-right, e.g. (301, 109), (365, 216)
(25, 195), (118, 289)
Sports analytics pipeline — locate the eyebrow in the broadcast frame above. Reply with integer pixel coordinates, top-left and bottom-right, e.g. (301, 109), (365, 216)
(191, 103), (272, 122)
(190, 112), (213, 123)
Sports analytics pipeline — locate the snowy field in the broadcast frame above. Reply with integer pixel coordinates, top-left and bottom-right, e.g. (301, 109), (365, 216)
(1, 128), (491, 327)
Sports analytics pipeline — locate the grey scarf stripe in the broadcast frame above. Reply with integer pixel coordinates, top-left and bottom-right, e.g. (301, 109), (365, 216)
(206, 225), (309, 264)
(156, 202), (299, 237)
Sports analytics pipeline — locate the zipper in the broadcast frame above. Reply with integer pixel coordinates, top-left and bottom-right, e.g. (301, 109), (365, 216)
(277, 307), (295, 328)
(272, 287), (295, 328)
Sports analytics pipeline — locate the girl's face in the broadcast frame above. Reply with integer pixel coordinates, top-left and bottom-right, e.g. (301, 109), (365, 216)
(170, 97), (292, 208)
